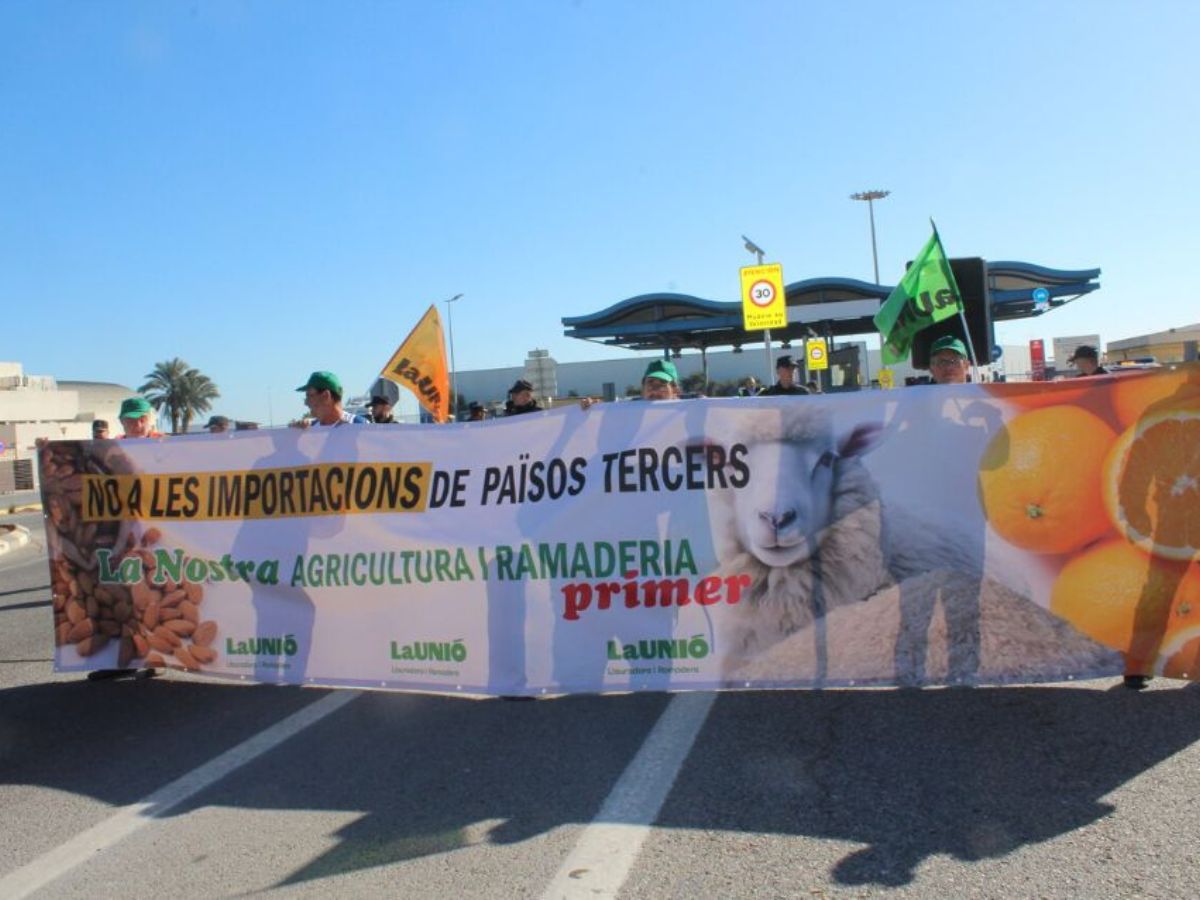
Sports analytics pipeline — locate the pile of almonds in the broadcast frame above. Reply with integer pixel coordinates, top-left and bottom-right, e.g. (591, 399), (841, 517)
(42, 441), (219, 673)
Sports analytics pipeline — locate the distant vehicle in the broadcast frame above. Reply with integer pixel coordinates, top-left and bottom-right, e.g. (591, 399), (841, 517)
(1110, 357), (1162, 372)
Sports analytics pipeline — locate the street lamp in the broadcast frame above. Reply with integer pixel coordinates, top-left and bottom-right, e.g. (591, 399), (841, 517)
(741, 235), (765, 265)
(741, 234), (774, 383)
(443, 293), (463, 418)
(849, 189), (890, 283)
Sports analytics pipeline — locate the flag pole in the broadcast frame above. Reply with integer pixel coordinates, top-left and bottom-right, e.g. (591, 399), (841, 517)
(930, 218), (980, 372)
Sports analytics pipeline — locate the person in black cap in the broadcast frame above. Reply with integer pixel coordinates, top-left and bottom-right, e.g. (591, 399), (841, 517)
(505, 379), (540, 416)
(205, 415), (231, 434)
(1069, 344), (1108, 377)
(367, 395), (397, 424)
(760, 355), (811, 396)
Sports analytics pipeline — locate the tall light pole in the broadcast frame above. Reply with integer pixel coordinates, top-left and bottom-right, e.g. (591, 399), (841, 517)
(741, 235), (775, 385)
(850, 189), (890, 284)
(443, 293), (463, 418)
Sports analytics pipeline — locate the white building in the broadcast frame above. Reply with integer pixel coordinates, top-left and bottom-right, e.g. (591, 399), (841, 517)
(0, 362), (135, 490)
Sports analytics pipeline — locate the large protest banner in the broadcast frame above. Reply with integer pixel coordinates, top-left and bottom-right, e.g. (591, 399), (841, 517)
(40, 366), (1200, 694)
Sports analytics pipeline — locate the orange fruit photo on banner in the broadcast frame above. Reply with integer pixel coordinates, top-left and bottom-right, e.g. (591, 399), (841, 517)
(977, 405), (1117, 554)
(984, 379), (1109, 416)
(1156, 626), (1200, 679)
(1050, 538), (1200, 656)
(1103, 410), (1200, 561)
(1111, 367), (1200, 428)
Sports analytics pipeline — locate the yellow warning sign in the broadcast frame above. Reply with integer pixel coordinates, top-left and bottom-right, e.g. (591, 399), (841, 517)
(739, 264), (787, 331)
(806, 338), (829, 371)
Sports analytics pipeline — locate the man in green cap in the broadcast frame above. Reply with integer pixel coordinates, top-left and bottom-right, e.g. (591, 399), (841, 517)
(295, 371), (369, 428)
(577, 358), (683, 410)
(641, 358), (682, 401)
(927, 335), (971, 385)
(118, 396), (165, 439)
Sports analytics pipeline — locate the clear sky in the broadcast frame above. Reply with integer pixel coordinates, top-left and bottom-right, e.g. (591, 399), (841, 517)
(4, 0), (1198, 424)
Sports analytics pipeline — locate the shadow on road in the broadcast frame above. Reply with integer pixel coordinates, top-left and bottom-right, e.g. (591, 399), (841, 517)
(1, 679), (1198, 889)
(666, 685), (1200, 887)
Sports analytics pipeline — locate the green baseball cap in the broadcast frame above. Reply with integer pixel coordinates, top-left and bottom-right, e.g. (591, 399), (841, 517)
(297, 371), (342, 394)
(643, 359), (679, 384)
(118, 396), (153, 419)
(930, 336), (968, 358)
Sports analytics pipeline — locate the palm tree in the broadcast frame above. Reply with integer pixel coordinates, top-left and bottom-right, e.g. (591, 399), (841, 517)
(139, 358), (221, 434)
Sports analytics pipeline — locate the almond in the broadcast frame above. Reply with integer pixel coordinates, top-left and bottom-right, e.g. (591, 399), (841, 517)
(173, 645), (200, 671)
(147, 632), (176, 654)
(97, 620), (121, 638)
(152, 624), (182, 648)
(66, 618), (94, 643)
(161, 588), (187, 608)
(193, 620), (218, 647)
(130, 580), (159, 611)
(164, 618), (195, 637)
(75, 634), (109, 657)
(189, 645), (217, 664)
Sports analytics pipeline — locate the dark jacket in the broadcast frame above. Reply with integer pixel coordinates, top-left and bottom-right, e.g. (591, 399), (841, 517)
(505, 399), (541, 416)
(759, 383), (811, 396)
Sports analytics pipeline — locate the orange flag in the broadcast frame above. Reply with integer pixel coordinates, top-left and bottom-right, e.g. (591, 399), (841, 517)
(380, 305), (451, 423)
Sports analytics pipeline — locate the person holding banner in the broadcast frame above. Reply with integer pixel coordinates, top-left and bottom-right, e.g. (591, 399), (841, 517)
(293, 371), (369, 428)
(760, 355), (811, 396)
(118, 397), (165, 439)
(504, 379), (541, 416)
(927, 336), (971, 386)
(579, 359), (682, 409)
(366, 395), (398, 424)
(640, 359), (682, 401)
(1070, 345), (1109, 377)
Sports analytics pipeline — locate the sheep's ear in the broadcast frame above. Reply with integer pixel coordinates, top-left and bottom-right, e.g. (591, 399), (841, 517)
(837, 421), (884, 458)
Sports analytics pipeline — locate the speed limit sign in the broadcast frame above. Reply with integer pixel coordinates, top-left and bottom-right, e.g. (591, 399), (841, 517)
(748, 280), (775, 307)
(806, 338), (829, 371)
(739, 264), (787, 330)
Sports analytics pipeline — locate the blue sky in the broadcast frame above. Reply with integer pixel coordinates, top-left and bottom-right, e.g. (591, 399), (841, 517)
(3, 0), (1198, 424)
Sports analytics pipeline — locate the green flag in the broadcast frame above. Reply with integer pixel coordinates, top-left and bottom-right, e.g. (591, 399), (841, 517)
(873, 228), (963, 365)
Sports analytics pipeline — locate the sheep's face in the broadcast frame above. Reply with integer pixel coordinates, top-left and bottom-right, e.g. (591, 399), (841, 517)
(732, 439), (837, 567)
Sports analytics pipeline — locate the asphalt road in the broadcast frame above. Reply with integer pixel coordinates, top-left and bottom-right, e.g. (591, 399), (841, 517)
(2, 505), (1199, 898)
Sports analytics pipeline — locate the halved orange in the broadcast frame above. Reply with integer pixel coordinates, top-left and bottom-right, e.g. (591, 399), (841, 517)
(1111, 368), (1200, 428)
(1155, 626), (1200, 679)
(1103, 410), (1200, 561)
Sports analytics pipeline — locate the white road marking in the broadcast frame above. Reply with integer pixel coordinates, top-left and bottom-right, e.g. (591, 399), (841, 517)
(540, 691), (716, 900)
(0, 689), (360, 900)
